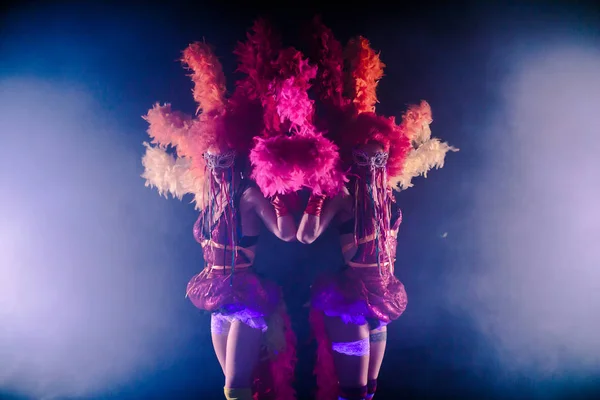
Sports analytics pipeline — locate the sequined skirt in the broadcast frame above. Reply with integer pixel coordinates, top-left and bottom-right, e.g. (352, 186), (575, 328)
(186, 266), (281, 320)
(310, 265), (408, 327)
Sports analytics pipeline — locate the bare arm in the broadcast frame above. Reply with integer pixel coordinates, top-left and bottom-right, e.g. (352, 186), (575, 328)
(243, 187), (297, 242)
(297, 189), (351, 244)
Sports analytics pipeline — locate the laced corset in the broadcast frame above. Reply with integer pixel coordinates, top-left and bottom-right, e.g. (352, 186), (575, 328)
(341, 201), (402, 268)
(193, 189), (256, 269)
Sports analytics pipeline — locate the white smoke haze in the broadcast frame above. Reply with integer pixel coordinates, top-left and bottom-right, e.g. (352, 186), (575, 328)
(457, 35), (600, 384)
(2, 3), (600, 399)
(0, 79), (191, 399)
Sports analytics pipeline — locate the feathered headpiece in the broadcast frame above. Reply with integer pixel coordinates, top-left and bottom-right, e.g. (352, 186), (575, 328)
(249, 39), (346, 197)
(141, 22), (274, 209)
(310, 18), (457, 191)
(392, 100), (458, 189)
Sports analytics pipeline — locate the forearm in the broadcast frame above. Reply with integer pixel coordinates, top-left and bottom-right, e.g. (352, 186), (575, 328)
(296, 193), (326, 244)
(270, 193), (297, 242)
(277, 215), (297, 242)
(296, 213), (319, 244)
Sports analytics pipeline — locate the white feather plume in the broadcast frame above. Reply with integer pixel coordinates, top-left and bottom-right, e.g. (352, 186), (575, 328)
(141, 142), (207, 209)
(392, 138), (458, 190)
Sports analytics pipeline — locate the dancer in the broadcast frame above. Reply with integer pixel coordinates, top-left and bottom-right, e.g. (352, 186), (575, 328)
(141, 21), (298, 400)
(300, 19), (458, 400)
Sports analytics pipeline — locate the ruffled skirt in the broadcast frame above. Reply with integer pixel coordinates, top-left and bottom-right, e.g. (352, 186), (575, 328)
(310, 265), (408, 328)
(187, 266), (296, 399)
(310, 266), (407, 400)
(186, 267), (281, 331)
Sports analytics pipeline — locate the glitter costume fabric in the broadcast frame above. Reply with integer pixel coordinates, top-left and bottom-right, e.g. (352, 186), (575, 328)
(311, 265), (407, 328)
(186, 203), (281, 327)
(311, 201), (407, 327)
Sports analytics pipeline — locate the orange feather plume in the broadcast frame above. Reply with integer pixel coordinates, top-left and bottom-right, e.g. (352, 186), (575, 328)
(344, 36), (385, 114)
(401, 100), (433, 142)
(181, 42), (227, 115)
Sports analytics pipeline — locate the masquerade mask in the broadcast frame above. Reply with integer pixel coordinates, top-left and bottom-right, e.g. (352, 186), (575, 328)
(352, 149), (389, 169)
(203, 151), (235, 171)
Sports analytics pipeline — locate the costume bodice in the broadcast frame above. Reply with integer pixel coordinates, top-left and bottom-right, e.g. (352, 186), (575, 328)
(339, 202), (402, 267)
(193, 185), (257, 268)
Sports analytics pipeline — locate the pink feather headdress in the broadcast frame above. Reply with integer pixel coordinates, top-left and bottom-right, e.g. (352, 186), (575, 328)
(249, 41), (346, 197)
(309, 18), (457, 191)
(141, 21), (277, 208)
(142, 41), (227, 209)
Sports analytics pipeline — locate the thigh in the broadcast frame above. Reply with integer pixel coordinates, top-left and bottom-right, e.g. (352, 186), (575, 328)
(211, 314), (230, 374)
(368, 324), (387, 380)
(224, 319), (263, 388)
(324, 315), (370, 387)
(212, 333), (228, 375)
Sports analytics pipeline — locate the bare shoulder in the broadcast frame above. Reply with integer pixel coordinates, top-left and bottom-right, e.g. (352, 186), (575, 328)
(242, 186), (264, 200)
(240, 186), (264, 209)
(323, 187), (352, 222)
(333, 186), (353, 212)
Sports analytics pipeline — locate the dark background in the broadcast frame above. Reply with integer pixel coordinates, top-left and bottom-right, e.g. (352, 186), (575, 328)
(1, 1), (600, 399)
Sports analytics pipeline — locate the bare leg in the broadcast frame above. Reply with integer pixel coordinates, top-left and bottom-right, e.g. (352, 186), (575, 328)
(211, 314), (230, 374)
(367, 325), (387, 380)
(324, 315), (370, 388)
(224, 320), (263, 389)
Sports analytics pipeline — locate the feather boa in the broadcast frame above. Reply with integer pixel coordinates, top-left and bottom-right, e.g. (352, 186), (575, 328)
(309, 308), (338, 400)
(252, 300), (297, 400)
